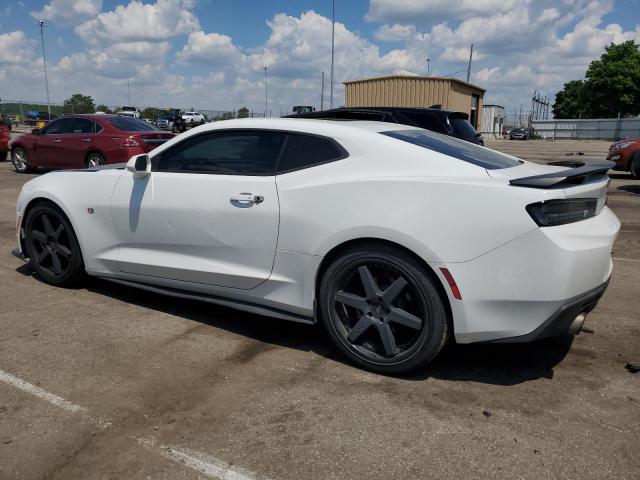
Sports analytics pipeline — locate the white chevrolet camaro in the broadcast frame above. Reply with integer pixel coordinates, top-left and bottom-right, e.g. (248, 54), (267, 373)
(15, 118), (620, 373)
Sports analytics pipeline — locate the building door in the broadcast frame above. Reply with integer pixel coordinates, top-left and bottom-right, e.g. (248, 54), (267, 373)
(470, 94), (480, 129)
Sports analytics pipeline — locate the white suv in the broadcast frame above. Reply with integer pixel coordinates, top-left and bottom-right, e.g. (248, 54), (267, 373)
(182, 111), (205, 125)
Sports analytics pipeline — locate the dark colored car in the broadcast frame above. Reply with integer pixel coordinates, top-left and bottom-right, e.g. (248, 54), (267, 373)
(10, 114), (174, 173)
(286, 107), (484, 145)
(606, 137), (640, 178)
(510, 128), (529, 140)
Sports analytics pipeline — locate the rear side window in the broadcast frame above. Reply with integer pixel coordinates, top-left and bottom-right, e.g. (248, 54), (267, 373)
(400, 112), (448, 134)
(107, 116), (158, 132)
(277, 134), (347, 173)
(69, 118), (95, 134)
(382, 129), (521, 170)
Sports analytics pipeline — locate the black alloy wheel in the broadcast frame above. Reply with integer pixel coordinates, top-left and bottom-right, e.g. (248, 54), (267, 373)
(320, 246), (448, 374)
(24, 202), (85, 286)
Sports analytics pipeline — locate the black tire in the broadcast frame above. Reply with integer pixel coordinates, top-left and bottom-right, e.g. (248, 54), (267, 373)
(631, 151), (640, 179)
(0, 151), (7, 161)
(12, 147), (31, 173)
(85, 152), (105, 168)
(319, 245), (449, 374)
(24, 202), (85, 287)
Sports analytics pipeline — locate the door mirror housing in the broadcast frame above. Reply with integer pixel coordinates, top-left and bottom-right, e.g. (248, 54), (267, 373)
(126, 154), (151, 178)
(31, 128), (41, 135)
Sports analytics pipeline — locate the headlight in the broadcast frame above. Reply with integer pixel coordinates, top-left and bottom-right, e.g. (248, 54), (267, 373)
(614, 141), (636, 149)
(526, 199), (597, 227)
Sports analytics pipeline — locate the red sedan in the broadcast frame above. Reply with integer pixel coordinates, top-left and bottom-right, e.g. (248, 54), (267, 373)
(10, 114), (174, 173)
(0, 122), (10, 162)
(606, 137), (640, 178)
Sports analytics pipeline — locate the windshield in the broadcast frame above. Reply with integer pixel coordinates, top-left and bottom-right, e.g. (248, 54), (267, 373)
(107, 116), (160, 132)
(382, 129), (522, 170)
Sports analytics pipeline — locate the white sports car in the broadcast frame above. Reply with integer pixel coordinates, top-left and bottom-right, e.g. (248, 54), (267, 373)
(15, 119), (620, 373)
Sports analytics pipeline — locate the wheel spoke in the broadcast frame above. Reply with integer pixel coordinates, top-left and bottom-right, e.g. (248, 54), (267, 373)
(358, 266), (380, 299)
(56, 244), (72, 259)
(31, 229), (47, 243)
(381, 277), (408, 306)
(53, 224), (64, 241)
(347, 315), (375, 342)
(51, 252), (62, 275)
(36, 248), (50, 263)
(41, 214), (55, 236)
(335, 291), (369, 313)
(385, 307), (422, 330)
(377, 323), (399, 356)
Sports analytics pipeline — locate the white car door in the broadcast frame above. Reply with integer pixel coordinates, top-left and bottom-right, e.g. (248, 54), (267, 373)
(110, 129), (285, 289)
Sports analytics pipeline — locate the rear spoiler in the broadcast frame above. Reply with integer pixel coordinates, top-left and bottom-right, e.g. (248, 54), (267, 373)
(509, 161), (614, 188)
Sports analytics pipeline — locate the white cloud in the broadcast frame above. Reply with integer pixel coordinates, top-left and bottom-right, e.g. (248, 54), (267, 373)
(0, 31), (34, 65)
(374, 24), (416, 41)
(176, 32), (242, 65)
(75, 0), (199, 44)
(31, 0), (102, 26)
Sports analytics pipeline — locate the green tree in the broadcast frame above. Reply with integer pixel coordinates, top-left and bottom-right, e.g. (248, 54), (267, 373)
(552, 41), (640, 118)
(237, 107), (249, 118)
(552, 80), (586, 118)
(583, 40), (640, 118)
(140, 107), (158, 120)
(95, 104), (113, 114)
(63, 93), (96, 114)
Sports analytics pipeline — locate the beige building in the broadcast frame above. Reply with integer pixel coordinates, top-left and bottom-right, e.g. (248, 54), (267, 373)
(344, 75), (486, 129)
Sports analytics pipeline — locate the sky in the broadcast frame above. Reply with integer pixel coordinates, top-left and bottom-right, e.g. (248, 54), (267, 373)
(0, 0), (639, 116)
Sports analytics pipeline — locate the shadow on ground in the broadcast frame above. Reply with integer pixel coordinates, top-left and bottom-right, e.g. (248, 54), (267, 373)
(16, 264), (572, 386)
(618, 184), (640, 195)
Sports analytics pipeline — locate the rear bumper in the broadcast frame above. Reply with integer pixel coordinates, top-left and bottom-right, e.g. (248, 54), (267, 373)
(440, 207), (620, 343)
(484, 280), (608, 342)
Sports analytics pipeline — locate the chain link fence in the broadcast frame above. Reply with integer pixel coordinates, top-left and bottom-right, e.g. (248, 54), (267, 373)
(531, 117), (640, 140)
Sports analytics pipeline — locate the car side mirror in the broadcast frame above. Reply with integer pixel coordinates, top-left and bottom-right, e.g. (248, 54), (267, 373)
(126, 154), (151, 178)
(32, 128), (41, 135)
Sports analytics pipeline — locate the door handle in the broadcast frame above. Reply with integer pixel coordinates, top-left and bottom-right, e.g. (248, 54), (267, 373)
(82, 138), (91, 142)
(230, 193), (264, 205)
(52, 139), (62, 143)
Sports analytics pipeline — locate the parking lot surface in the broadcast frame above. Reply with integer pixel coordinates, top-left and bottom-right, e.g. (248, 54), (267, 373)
(1, 139), (638, 479)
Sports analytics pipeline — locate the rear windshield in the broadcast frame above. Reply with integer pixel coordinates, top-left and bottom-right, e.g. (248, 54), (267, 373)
(107, 117), (159, 132)
(448, 117), (478, 139)
(382, 129), (522, 170)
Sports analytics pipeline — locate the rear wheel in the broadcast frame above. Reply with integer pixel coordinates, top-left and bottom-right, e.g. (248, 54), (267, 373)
(24, 202), (85, 286)
(12, 147), (31, 173)
(631, 151), (640, 179)
(319, 245), (449, 374)
(86, 152), (105, 168)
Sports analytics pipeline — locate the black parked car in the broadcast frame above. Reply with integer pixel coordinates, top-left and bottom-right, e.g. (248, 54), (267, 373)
(286, 107), (484, 145)
(510, 128), (529, 140)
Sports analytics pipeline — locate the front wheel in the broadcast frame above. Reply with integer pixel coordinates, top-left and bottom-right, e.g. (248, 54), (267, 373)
(24, 202), (85, 286)
(12, 147), (31, 173)
(319, 245), (449, 374)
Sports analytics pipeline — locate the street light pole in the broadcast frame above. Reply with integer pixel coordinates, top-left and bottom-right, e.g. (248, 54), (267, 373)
(38, 21), (51, 117)
(264, 66), (268, 117)
(426, 58), (431, 76)
(330, 0), (335, 109)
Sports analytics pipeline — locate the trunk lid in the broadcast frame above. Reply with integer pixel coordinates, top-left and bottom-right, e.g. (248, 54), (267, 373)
(129, 131), (174, 152)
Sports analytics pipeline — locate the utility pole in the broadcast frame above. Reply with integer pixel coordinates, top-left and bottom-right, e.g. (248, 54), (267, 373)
(330, 0), (335, 108)
(466, 44), (473, 83)
(38, 21), (51, 117)
(127, 80), (131, 105)
(426, 58), (431, 76)
(264, 66), (268, 117)
(321, 71), (325, 110)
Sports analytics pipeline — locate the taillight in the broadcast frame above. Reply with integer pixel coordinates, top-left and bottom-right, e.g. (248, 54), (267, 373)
(120, 138), (140, 148)
(526, 199), (597, 227)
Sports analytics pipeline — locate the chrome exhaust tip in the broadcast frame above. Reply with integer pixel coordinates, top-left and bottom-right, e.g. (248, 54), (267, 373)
(567, 312), (587, 336)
